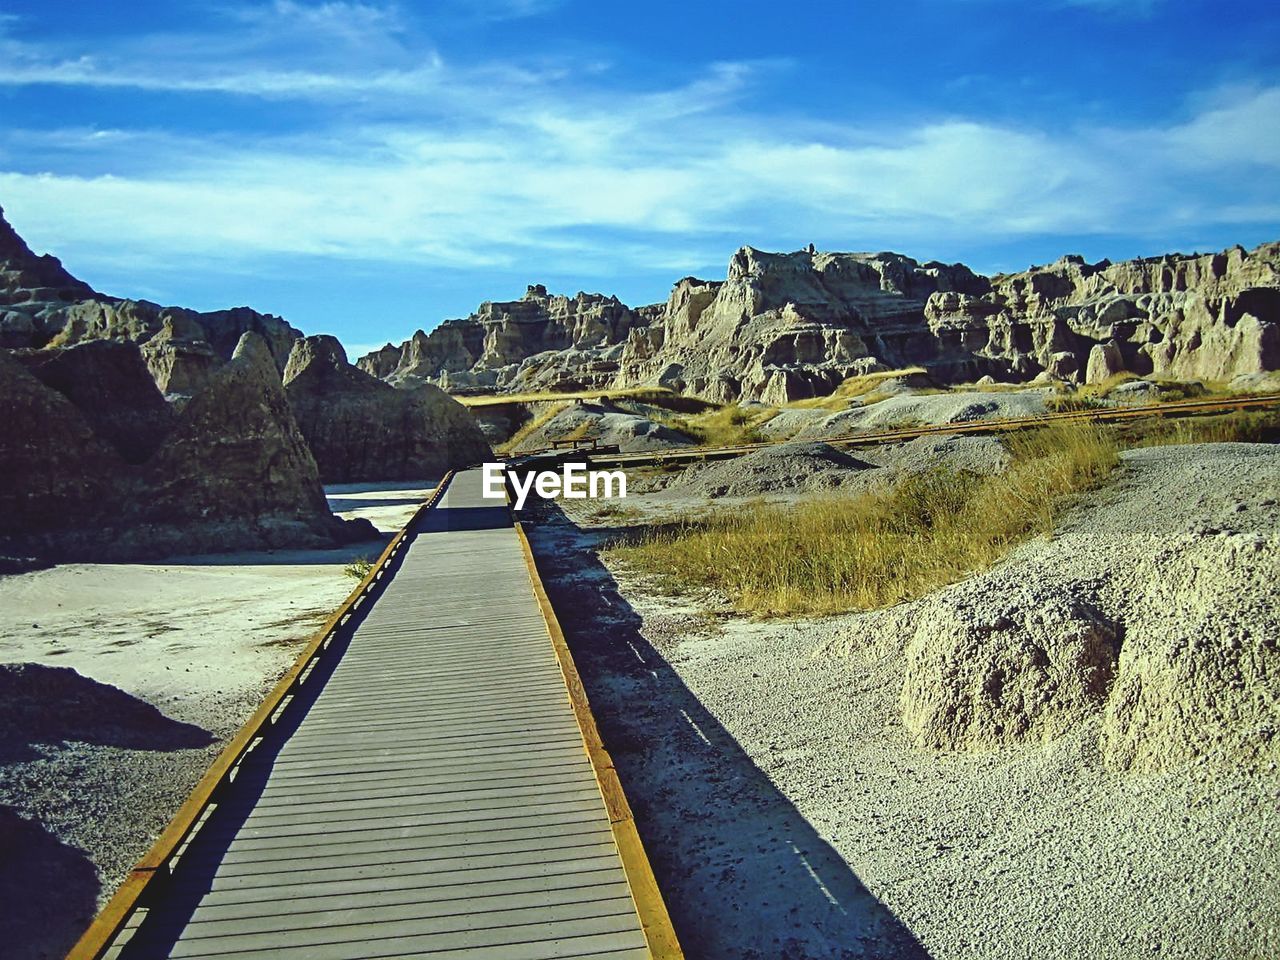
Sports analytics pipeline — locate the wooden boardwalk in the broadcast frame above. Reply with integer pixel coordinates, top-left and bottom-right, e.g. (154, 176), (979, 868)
(102, 469), (676, 960)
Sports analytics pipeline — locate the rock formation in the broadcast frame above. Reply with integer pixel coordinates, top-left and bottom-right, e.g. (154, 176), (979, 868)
(0, 206), (303, 397)
(18, 340), (175, 463)
(283, 335), (490, 483)
(363, 242), (1280, 402)
(928, 247), (1280, 386)
(0, 332), (372, 561)
(0, 348), (125, 548)
(357, 284), (644, 393)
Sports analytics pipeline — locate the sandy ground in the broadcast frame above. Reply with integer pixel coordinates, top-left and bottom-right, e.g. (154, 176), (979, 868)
(529, 443), (1280, 960)
(0, 480), (436, 960)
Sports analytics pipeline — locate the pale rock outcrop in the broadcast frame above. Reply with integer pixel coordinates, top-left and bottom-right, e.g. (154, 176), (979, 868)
(362, 241), (1280, 401)
(900, 588), (1121, 749)
(284, 335), (490, 483)
(1085, 340), (1126, 384)
(358, 284), (641, 394)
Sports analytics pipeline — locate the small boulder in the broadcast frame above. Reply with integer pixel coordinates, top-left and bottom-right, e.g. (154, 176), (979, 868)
(1085, 340), (1126, 384)
(1102, 531), (1280, 771)
(1045, 350), (1079, 381)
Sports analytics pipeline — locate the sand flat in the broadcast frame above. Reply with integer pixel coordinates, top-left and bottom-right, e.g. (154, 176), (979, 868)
(0, 482), (436, 732)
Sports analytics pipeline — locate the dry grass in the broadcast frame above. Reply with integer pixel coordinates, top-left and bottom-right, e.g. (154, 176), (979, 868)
(495, 402), (570, 455)
(1046, 374), (1217, 412)
(665, 405), (777, 447)
(607, 423), (1120, 616)
(1121, 408), (1280, 448)
(786, 367), (932, 411)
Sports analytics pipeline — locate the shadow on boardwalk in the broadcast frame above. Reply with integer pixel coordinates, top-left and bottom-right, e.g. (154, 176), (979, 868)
(526, 501), (931, 960)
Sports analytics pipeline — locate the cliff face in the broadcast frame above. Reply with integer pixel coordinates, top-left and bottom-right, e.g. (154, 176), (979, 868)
(284, 335), (491, 484)
(614, 248), (991, 403)
(926, 244), (1280, 384)
(361, 242), (1280, 402)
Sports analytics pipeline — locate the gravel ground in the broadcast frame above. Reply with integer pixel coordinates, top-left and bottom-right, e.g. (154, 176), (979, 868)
(534, 442), (1280, 959)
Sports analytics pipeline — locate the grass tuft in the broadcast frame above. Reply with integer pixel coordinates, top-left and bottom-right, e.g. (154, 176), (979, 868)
(606, 423), (1120, 616)
(342, 556), (374, 581)
(496, 402), (570, 455)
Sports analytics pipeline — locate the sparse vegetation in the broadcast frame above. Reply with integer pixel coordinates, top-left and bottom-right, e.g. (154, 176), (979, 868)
(496, 402), (570, 454)
(342, 556), (374, 580)
(1121, 408), (1280, 447)
(665, 404), (777, 447)
(1046, 374), (1214, 412)
(607, 423), (1119, 616)
(787, 367), (933, 411)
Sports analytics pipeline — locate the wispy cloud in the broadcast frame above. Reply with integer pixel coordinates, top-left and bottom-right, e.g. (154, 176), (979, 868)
(0, 1), (1275, 289)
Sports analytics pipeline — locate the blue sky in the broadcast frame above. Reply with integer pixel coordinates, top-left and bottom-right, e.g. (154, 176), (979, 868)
(1, 1), (1277, 358)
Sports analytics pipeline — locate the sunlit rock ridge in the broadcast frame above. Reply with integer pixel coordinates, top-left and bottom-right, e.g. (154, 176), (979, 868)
(361, 242), (1280, 403)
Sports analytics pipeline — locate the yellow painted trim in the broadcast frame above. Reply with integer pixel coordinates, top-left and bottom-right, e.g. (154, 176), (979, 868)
(514, 521), (684, 960)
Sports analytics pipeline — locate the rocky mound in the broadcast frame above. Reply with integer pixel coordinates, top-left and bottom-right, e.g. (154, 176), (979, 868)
(861, 435), (1012, 476)
(663, 441), (874, 499)
(511, 400), (694, 454)
(283, 335), (491, 483)
(900, 587), (1121, 749)
(841, 442), (1280, 771)
(761, 389), (1051, 441)
(0, 332), (373, 561)
(1102, 527), (1280, 771)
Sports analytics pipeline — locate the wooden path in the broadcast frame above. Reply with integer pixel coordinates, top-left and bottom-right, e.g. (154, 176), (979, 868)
(82, 470), (678, 960)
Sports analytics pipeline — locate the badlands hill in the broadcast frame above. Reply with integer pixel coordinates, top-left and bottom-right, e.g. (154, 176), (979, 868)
(360, 243), (1280, 402)
(0, 207), (487, 561)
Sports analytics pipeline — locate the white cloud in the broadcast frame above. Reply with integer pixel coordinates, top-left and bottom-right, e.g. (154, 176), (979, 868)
(0, 4), (1274, 285)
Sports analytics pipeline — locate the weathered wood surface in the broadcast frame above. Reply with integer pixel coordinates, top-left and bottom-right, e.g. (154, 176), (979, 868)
(115, 470), (652, 960)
